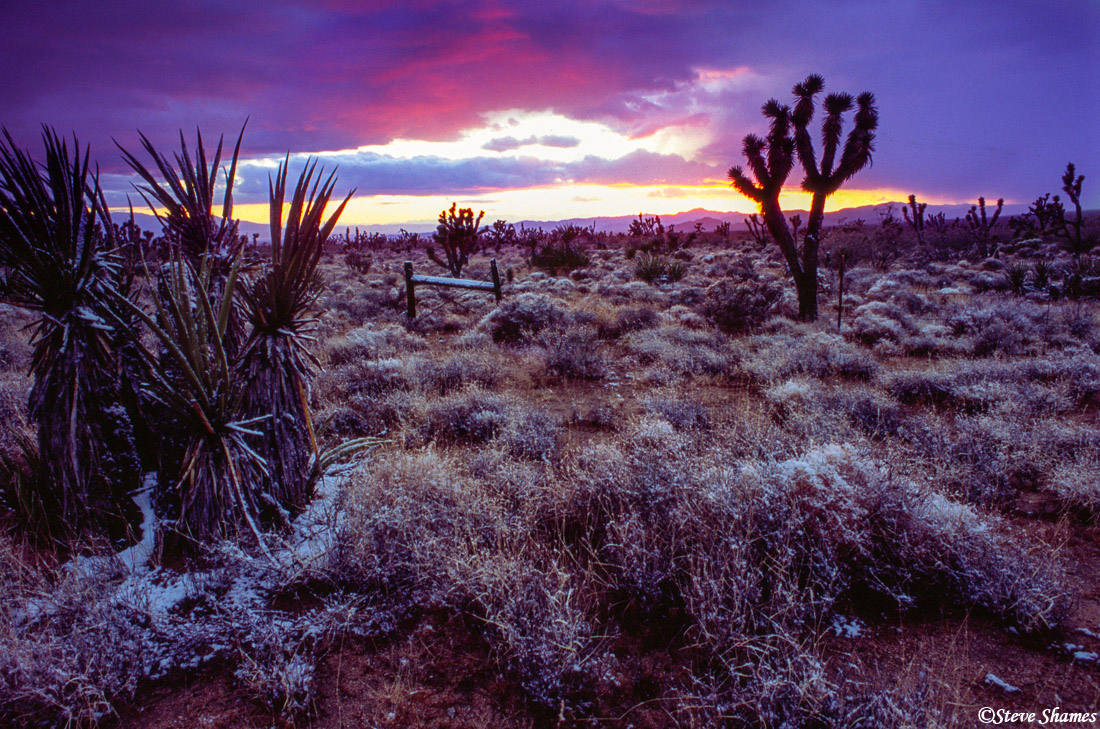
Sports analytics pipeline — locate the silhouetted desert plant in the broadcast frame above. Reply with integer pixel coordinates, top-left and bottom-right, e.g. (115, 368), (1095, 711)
(118, 123), (247, 268)
(0, 127), (141, 537)
(729, 74), (877, 320)
(902, 193), (927, 246)
(964, 196), (1003, 258)
(428, 203), (484, 277)
(237, 156), (352, 513)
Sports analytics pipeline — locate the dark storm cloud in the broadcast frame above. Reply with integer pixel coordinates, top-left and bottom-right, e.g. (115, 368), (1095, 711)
(2, 0), (1097, 205)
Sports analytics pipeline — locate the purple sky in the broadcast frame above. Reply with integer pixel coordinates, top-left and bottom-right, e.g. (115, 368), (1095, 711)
(2, 0), (1097, 225)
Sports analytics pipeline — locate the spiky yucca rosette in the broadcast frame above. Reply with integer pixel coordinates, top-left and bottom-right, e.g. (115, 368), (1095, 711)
(238, 157), (352, 513)
(0, 127), (140, 538)
(111, 252), (271, 545)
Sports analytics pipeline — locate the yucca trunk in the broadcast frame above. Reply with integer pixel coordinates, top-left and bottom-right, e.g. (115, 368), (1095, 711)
(238, 156), (350, 516)
(0, 127), (142, 538)
(29, 318), (141, 533)
(239, 334), (316, 512)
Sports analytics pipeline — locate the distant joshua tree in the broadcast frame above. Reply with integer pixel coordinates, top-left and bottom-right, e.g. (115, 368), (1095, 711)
(429, 203), (484, 277)
(729, 74), (878, 320)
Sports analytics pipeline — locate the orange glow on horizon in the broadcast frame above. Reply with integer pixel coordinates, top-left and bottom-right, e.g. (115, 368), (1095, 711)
(122, 184), (973, 232)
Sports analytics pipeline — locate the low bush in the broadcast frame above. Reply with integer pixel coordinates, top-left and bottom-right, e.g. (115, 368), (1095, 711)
(422, 390), (510, 445)
(697, 270), (784, 333)
(477, 293), (568, 344)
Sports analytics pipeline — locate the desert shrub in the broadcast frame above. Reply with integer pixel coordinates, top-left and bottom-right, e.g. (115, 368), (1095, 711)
(886, 370), (960, 407)
(0, 554), (148, 728)
(498, 407), (561, 461)
(408, 350), (500, 395)
(785, 333), (879, 381)
(596, 305), (660, 339)
(323, 391), (404, 437)
(326, 286), (399, 324)
(698, 271), (784, 333)
(829, 390), (904, 438)
(422, 389), (510, 445)
(477, 293), (567, 344)
(1047, 456), (1100, 522)
(734, 331), (879, 384)
(848, 301), (917, 345)
(343, 249), (373, 274)
(342, 357), (411, 397)
(530, 225), (592, 275)
(325, 325), (426, 365)
(643, 396), (710, 431)
(578, 439), (1071, 638)
(972, 319), (1027, 357)
(624, 327), (734, 378)
(464, 551), (597, 711)
(539, 327), (605, 379)
(942, 301), (1057, 356)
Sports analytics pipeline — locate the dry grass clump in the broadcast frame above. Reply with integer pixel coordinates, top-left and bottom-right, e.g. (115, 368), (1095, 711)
(421, 389), (511, 445)
(593, 304), (660, 339)
(560, 434), (1071, 639)
(337, 449), (603, 712)
(738, 331), (879, 384)
(624, 326), (734, 380)
(642, 395), (711, 431)
(0, 546), (147, 728)
(407, 349), (500, 395)
(0, 305), (32, 373)
(322, 323), (426, 366)
(463, 549), (599, 711)
(848, 300), (919, 345)
(498, 407), (562, 461)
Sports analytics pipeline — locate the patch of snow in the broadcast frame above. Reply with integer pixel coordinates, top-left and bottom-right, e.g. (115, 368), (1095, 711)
(115, 473), (159, 573)
(830, 616), (864, 639)
(983, 673), (1020, 694)
(1063, 643), (1099, 664)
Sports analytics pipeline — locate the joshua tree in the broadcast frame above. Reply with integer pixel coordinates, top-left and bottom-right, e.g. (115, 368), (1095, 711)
(1051, 163), (1091, 260)
(429, 203), (484, 277)
(791, 75), (878, 319)
(0, 127), (141, 537)
(730, 75), (877, 320)
(965, 196), (1003, 258)
(237, 156), (352, 513)
(903, 194), (927, 246)
(744, 213), (768, 248)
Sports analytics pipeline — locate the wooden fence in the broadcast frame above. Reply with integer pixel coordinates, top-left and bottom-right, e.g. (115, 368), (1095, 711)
(403, 259), (502, 318)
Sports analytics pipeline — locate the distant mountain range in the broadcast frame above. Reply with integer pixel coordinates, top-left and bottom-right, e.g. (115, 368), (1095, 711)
(513, 203), (1033, 236)
(117, 202), (1037, 242)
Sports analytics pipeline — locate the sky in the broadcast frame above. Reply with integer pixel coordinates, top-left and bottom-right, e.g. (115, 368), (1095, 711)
(2, 0), (1098, 230)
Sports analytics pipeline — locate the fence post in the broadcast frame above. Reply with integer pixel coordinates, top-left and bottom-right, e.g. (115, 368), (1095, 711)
(404, 261), (416, 318)
(490, 258), (502, 303)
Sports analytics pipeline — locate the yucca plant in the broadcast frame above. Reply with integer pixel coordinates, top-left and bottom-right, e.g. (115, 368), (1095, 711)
(0, 127), (141, 538)
(117, 123), (246, 266)
(237, 156), (352, 512)
(118, 124), (252, 360)
(109, 252), (270, 546)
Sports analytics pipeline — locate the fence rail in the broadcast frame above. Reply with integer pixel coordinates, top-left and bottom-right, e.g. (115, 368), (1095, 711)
(403, 259), (502, 318)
